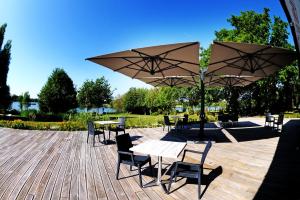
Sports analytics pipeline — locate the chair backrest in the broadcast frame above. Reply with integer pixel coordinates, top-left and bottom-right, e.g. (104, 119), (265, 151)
(265, 113), (272, 121)
(164, 116), (171, 125)
(118, 117), (126, 129)
(277, 113), (284, 124)
(200, 141), (212, 166)
(183, 114), (189, 123)
(87, 121), (95, 135)
(116, 134), (133, 161)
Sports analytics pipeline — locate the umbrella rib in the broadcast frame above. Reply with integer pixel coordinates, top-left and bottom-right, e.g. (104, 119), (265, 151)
(163, 57), (199, 66)
(255, 53), (283, 69)
(114, 57), (146, 72)
(153, 55), (166, 77)
(252, 56), (268, 77)
(160, 59), (198, 75)
(132, 61), (151, 79)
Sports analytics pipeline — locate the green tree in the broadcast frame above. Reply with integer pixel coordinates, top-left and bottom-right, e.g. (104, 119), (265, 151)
(77, 77), (112, 110)
(0, 24), (11, 111)
(111, 94), (124, 113)
(124, 88), (147, 114)
(18, 91), (31, 110)
(39, 68), (77, 113)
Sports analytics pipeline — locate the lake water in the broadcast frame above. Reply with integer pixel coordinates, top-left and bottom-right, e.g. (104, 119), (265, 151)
(11, 101), (116, 114)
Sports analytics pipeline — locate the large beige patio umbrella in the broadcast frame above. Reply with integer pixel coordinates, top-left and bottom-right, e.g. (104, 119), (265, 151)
(204, 75), (262, 87)
(86, 42), (200, 78)
(206, 41), (297, 77)
(139, 75), (199, 87)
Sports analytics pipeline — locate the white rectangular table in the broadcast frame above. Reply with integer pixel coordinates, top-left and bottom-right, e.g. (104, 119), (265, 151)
(94, 121), (120, 143)
(130, 140), (186, 185)
(94, 120), (120, 126)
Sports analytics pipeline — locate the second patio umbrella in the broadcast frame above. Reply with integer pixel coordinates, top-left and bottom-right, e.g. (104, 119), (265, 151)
(206, 41), (297, 77)
(204, 75), (262, 87)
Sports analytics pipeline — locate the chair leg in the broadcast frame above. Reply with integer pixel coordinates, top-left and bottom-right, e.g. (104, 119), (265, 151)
(87, 134), (89, 143)
(198, 175), (201, 199)
(138, 165), (143, 187)
(98, 135), (101, 142)
(93, 135), (95, 147)
(149, 159), (154, 176)
(116, 160), (121, 180)
(116, 131), (118, 137)
(167, 172), (175, 193)
(109, 130), (111, 140)
(103, 132), (106, 144)
(130, 165), (133, 171)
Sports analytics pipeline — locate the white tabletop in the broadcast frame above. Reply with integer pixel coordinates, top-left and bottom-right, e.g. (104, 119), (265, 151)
(130, 140), (186, 159)
(94, 121), (120, 125)
(170, 116), (185, 119)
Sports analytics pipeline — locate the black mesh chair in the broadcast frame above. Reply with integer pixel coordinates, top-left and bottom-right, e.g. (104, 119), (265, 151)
(273, 113), (284, 131)
(115, 134), (153, 187)
(109, 117), (126, 139)
(87, 121), (106, 146)
(265, 113), (275, 127)
(177, 114), (189, 129)
(167, 141), (212, 199)
(163, 116), (175, 132)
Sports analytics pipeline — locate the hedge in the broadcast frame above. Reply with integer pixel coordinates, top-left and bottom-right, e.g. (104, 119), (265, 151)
(0, 120), (85, 131)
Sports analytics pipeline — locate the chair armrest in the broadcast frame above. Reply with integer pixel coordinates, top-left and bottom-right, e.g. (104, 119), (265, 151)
(181, 149), (203, 162)
(171, 161), (201, 175)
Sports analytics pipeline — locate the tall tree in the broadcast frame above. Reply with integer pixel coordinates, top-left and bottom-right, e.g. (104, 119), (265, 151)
(77, 77), (112, 110)
(0, 24), (11, 111)
(39, 68), (77, 113)
(124, 88), (147, 114)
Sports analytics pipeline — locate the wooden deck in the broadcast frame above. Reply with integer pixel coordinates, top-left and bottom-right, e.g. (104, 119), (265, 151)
(0, 118), (299, 200)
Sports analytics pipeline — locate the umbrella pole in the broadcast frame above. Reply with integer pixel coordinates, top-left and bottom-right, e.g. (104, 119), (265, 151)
(199, 79), (205, 138)
(199, 70), (206, 139)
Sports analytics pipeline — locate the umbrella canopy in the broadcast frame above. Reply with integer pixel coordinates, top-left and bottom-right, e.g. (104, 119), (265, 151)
(204, 75), (262, 87)
(206, 41), (297, 77)
(86, 42), (200, 79)
(139, 76), (199, 87)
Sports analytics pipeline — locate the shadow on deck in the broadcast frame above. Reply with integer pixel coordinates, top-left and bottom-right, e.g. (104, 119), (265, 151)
(253, 119), (300, 200)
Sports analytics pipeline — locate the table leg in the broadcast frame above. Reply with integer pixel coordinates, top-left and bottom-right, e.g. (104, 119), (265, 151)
(157, 156), (162, 185)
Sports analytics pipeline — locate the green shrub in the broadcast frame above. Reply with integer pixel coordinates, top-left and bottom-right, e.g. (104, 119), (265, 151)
(0, 120), (85, 131)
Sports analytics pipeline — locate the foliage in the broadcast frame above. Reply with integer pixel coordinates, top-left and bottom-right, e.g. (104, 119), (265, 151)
(77, 77), (112, 109)
(123, 88), (148, 114)
(0, 23), (11, 111)
(111, 94), (125, 113)
(38, 68), (77, 113)
(18, 91), (31, 110)
(0, 120), (85, 131)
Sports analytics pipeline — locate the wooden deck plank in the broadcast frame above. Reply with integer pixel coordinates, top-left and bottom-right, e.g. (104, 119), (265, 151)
(0, 132), (59, 199)
(39, 132), (72, 200)
(94, 146), (118, 200)
(6, 133), (68, 200)
(15, 133), (64, 200)
(25, 133), (66, 199)
(60, 131), (81, 199)
(50, 132), (79, 200)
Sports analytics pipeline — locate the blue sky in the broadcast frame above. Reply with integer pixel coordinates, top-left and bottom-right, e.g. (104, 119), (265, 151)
(0, 0), (291, 98)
